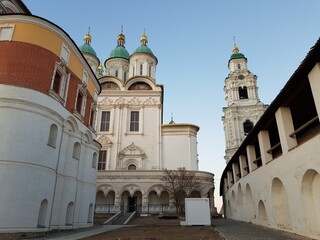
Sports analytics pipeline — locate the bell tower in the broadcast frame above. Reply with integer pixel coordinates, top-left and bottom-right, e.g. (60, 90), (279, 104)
(222, 39), (268, 163)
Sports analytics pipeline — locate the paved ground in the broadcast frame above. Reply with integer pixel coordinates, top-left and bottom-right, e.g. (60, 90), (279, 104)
(212, 218), (314, 240)
(1, 217), (316, 239)
(50, 217), (315, 240)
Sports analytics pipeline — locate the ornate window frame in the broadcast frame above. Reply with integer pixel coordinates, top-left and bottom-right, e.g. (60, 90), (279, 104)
(73, 83), (87, 122)
(126, 107), (144, 135)
(0, 24), (15, 41)
(89, 102), (97, 131)
(49, 61), (70, 106)
(60, 44), (70, 64)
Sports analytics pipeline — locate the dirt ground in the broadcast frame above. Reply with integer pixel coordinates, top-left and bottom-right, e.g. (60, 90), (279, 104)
(82, 215), (223, 240)
(0, 215), (222, 240)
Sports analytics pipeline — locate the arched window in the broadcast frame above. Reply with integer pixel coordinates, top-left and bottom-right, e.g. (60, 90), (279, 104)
(87, 203), (94, 223)
(140, 64), (143, 75)
(115, 70), (118, 77)
(239, 86), (248, 99)
(73, 142), (81, 160)
(243, 120), (253, 136)
(92, 152), (97, 168)
(148, 65), (152, 77)
(37, 199), (48, 228)
(128, 82), (152, 90)
(48, 124), (58, 148)
(128, 164), (137, 170)
(65, 202), (74, 225)
(237, 63), (241, 70)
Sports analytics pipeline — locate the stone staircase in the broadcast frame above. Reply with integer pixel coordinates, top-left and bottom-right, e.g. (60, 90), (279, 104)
(112, 212), (134, 225)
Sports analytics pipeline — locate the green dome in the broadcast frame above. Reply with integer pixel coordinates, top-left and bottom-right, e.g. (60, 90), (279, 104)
(133, 45), (154, 55)
(109, 46), (130, 59)
(79, 43), (97, 56)
(230, 52), (245, 60)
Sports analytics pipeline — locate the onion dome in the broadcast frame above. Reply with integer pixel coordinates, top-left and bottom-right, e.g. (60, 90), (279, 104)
(169, 114), (175, 124)
(108, 32), (130, 60)
(97, 63), (104, 78)
(79, 31), (97, 56)
(230, 37), (246, 60)
(133, 34), (154, 55)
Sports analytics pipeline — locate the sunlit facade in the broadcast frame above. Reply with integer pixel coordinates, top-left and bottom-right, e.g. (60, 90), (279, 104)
(220, 38), (320, 239)
(93, 33), (215, 214)
(0, 12), (101, 231)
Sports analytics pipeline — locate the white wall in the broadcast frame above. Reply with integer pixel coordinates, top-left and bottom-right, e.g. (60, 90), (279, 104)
(224, 134), (320, 239)
(0, 85), (99, 231)
(162, 125), (199, 170)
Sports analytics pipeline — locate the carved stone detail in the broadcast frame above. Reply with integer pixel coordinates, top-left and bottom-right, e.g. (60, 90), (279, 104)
(143, 97), (158, 106)
(97, 135), (113, 146)
(98, 97), (114, 106)
(128, 97), (141, 105)
(119, 142), (146, 160)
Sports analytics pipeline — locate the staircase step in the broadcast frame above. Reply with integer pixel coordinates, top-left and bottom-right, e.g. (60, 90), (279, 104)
(112, 213), (133, 225)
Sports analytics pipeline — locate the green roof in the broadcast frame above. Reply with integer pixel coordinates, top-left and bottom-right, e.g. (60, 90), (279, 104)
(79, 43), (97, 56)
(230, 53), (245, 60)
(109, 46), (130, 60)
(133, 45), (154, 55)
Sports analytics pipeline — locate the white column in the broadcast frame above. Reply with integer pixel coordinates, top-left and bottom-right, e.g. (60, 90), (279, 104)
(224, 178), (229, 192)
(275, 107), (297, 153)
(246, 145), (256, 172)
(115, 106), (123, 170)
(308, 62), (320, 117)
(258, 130), (272, 165)
(232, 162), (240, 181)
(227, 171), (234, 187)
(157, 105), (162, 169)
(239, 155), (248, 176)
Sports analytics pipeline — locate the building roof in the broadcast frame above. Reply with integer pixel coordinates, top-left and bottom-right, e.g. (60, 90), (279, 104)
(230, 52), (246, 60)
(79, 43), (97, 56)
(133, 45), (154, 55)
(109, 45), (130, 60)
(107, 32), (130, 60)
(78, 32), (97, 57)
(131, 34), (158, 63)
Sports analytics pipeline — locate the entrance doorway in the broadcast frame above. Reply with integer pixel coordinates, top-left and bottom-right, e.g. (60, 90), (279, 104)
(128, 196), (137, 212)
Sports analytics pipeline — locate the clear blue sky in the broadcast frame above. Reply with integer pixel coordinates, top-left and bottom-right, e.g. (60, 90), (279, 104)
(23, 0), (320, 210)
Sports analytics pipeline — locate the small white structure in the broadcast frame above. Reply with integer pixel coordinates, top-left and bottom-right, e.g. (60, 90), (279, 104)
(182, 198), (211, 226)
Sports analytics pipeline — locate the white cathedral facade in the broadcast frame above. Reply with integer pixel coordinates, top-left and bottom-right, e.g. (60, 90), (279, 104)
(80, 33), (216, 214)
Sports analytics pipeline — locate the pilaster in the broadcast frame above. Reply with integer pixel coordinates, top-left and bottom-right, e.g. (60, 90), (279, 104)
(275, 107), (297, 153)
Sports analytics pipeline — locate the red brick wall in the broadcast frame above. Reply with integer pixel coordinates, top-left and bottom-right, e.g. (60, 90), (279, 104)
(0, 41), (93, 127)
(66, 74), (80, 112)
(84, 95), (94, 125)
(0, 41), (56, 93)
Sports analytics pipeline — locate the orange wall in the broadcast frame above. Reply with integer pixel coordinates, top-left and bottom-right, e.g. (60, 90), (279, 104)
(1, 20), (98, 98)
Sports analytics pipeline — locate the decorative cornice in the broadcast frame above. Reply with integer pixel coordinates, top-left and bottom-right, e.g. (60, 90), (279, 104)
(98, 96), (160, 107)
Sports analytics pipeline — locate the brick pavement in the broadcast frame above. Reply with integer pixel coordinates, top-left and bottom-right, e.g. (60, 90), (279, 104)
(212, 218), (315, 240)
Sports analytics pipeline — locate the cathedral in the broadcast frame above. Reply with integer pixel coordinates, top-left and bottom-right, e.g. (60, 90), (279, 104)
(88, 32), (215, 214)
